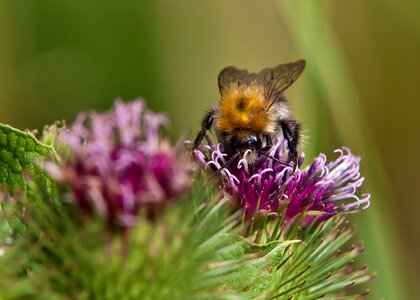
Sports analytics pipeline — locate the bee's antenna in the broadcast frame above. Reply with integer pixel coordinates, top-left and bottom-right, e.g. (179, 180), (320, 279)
(256, 149), (291, 168)
(207, 152), (239, 182)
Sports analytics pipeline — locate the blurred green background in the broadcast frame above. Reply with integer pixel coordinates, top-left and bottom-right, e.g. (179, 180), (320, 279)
(0, 0), (418, 298)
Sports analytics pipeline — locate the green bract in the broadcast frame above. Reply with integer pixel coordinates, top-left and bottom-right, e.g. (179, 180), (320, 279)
(0, 175), (373, 299)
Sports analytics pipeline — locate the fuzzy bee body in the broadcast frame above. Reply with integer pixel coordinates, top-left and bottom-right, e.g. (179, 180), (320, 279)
(194, 59), (306, 166)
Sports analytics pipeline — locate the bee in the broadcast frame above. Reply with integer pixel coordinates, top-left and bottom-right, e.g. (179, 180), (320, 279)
(193, 59), (306, 173)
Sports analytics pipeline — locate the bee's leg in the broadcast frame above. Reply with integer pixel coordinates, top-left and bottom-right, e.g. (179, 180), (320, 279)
(280, 119), (301, 164)
(193, 108), (216, 149)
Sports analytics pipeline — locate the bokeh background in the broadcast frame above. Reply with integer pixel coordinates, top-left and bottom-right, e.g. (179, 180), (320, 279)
(0, 0), (418, 298)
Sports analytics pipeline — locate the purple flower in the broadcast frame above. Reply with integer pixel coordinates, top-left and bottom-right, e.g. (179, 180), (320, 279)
(48, 100), (192, 228)
(192, 135), (370, 224)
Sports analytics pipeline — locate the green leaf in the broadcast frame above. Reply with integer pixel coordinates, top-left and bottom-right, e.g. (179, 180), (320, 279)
(0, 124), (57, 195)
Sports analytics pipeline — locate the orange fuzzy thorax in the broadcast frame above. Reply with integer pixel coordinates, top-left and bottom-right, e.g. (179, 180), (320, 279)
(216, 82), (272, 133)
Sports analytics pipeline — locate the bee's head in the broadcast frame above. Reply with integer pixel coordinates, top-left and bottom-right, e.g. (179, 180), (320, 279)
(227, 133), (261, 153)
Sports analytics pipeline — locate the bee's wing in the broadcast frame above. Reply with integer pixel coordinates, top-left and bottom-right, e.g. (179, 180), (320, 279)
(257, 59), (306, 105)
(218, 66), (257, 95)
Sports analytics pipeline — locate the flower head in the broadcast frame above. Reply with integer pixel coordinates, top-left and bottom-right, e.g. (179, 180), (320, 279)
(49, 100), (192, 228)
(193, 135), (370, 224)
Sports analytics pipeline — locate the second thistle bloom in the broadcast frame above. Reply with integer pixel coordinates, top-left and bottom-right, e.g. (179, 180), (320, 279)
(193, 136), (370, 223)
(49, 100), (192, 227)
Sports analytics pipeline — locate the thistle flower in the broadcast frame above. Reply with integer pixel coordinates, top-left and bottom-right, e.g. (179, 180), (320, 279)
(193, 135), (370, 223)
(48, 100), (192, 228)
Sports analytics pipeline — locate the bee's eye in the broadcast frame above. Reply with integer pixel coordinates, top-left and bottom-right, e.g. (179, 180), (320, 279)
(248, 135), (263, 150)
(244, 135), (261, 149)
(254, 135), (262, 148)
(247, 136), (258, 145)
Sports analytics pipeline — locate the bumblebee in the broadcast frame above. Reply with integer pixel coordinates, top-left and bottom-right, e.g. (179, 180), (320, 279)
(194, 59), (306, 169)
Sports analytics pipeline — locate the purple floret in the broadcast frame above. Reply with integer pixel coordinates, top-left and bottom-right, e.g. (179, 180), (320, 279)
(192, 135), (370, 224)
(48, 100), (192, 228)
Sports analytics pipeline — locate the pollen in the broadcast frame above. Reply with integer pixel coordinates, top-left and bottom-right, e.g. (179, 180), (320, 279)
(217, 82), (269, 133)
